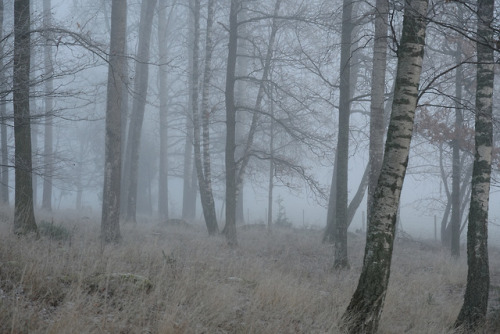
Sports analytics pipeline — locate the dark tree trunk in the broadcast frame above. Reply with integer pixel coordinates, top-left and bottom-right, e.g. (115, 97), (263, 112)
(124, 0), (157, 223)
(101, 0), (127, 243)
(0, 0), (8, 205)
(13, 0), (38, 235)
(157, 1), (170, 222)
(333, 0), (354, 269)
(455, 0), (494, 328)
(341, 0), (428, 331)
(182, 0), (197, 221)
(41, 0), (53, 212)
(224, 0), (240, 246)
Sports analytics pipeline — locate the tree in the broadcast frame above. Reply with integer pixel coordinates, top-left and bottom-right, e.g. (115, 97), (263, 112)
(182, 0), (197, 222)
(41, 0), (54, 212)
(224, 0), (240, 246)
(0, 0), (8, 205)
(193, 0), (219, 234)
(367, 0), (389, 221)
(123, 0), (158, 223)
(13, 0), (38, 235)
(101, 0), (127, 243)
(341, 0), (429, 331)
(223, 0), (282, 244)
(157, 0), (170, 222)
(454, 0), (494, 328)
(332, 0), (354, 269)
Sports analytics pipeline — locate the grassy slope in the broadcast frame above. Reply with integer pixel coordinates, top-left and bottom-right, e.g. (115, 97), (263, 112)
(0, 213), (498, 333)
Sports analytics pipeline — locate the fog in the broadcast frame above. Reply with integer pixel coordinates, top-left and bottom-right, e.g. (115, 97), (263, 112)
(2, 0), (500, 246)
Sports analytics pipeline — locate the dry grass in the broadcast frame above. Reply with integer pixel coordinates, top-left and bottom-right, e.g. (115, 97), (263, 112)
(0, 212), (499, 333)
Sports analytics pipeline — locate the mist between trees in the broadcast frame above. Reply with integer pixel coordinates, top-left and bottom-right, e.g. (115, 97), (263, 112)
(2, 0), (500, 331)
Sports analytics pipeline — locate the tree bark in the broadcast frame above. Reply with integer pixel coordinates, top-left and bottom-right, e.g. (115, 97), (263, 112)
(323, 154), (337, 243)
(0, 0), (8, 205)
(451, 39), (463, 258)
(182, 0), (197, 221)
(194, 0), (218, 234)
(13, 0), (38, 235)
(13, 0), (38, 234)
(41, 0), (53, 212)
(333, 0), (354, 269)
(224, 0), (240, 246)
(101, 0), (127, 243)
(367, 0), (388, 220)
(157, 0), (170, 222)
(124, 0), (157, 223)
(342, 0), (428, 331)
(455, 0), (493, 328)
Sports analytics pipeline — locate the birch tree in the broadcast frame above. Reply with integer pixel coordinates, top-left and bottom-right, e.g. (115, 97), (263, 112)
(101, 0), (127, 242)
(193, 0), (218, 234)
(455, 0), (494, 328)
(341, 0), (428, 331)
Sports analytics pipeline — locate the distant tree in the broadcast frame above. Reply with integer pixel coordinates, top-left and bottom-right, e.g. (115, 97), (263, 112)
(193, 0), (219, 234)
(367, 0), (389, 221)
(455, 0), (494, 328)
(182, 0), (197, 222)
(157, 0), (170, 222)
(101, 0), (127, 243)
(341, 0), (429, 330)
(13, 0), (38, 235)
(41, 0), (54, 212)
(332, 0), (354, 269)
(224, 0), (240, 246)
(123, 0), (158, 223)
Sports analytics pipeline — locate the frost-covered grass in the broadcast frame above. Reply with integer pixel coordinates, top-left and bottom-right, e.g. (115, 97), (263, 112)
(0, 211), (498, 333)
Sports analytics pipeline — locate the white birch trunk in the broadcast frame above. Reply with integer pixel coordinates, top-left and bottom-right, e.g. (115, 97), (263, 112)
(455, 0), (494, 328)
(342, 0), (428, 331)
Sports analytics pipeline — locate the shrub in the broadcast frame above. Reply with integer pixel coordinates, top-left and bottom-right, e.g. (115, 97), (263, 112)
(38, 220), (71, 241)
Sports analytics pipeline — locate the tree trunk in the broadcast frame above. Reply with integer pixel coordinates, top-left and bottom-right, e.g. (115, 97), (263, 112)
(234, 4), (249, 226)
(157, 1), (170, 222)
(223, 0), (282, 238)
(224, 0), (239, 246)
(323, 155), (337, 243)
(367, 0), (388, 220)
(182, 0), (197, 221)
(454, 0), (493, 328)
(41, 0), (53, 212)
(333, 0), (354, 270)
(124, 0), (157, 223)
(13, 0), (38, 235)
(267, 79), (275, 231)
(347, 163), (369, 226)
(194, 0), (218, 234)
(342, 0), (428, 331)
(119, 39), (129, 217)
(101, 0), (127, 243)
(0, 0), (8, 205)
(451, 35), (463, 258)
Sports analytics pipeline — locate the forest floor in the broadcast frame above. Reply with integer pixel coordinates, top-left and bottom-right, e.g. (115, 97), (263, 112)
(0, 210), (499, 333)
